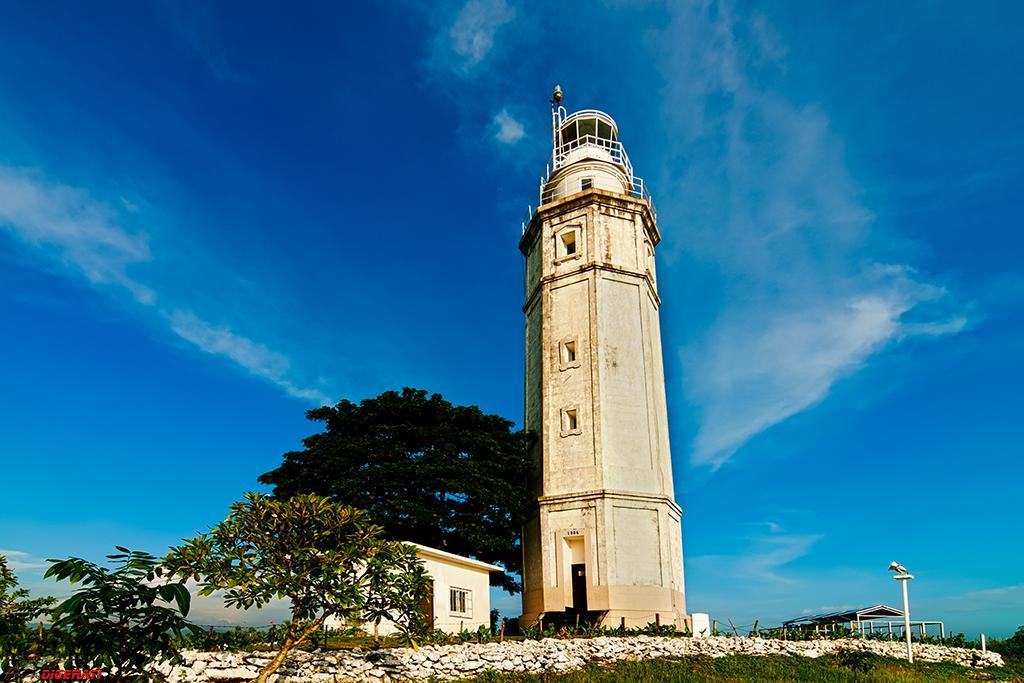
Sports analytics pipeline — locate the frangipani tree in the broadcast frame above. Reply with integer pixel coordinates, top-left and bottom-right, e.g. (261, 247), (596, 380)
(361, 542), (430, 644)
(165, 493), (427, 683)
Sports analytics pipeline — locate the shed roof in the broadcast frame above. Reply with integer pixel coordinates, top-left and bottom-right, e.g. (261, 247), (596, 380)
(403, 542), (503, 573)
(783, 604), (904, 626)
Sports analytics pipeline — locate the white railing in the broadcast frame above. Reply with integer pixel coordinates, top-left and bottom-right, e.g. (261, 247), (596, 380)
(552, 134), (634, 180)
(522, 175), (656, 235)
(520, 108), (656, 234)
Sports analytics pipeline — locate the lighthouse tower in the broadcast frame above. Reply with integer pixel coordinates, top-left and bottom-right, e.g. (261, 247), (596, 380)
(519, 87), (686, 629)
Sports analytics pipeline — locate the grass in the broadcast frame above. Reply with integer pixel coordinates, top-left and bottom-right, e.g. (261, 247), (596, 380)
(463, 654), (1024, 682)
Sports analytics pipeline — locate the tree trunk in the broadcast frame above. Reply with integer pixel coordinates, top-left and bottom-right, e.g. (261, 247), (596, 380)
(254, 620), (323, 683)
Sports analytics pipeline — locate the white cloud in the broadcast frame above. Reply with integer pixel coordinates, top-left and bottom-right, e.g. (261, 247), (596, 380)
(691, 531), (823, 586)
(686, 275), (964, 468)
(650, 1), (969, 467)
(0, 166), (154, 304)
(444, 0), (515, 73)
(0, 548), (49, 572)
(493, 109), (525, 144)
(0, 165), (330, 405)
(167, 310), (330, 405)
(926, 584), (1024, 615)
(173, 580), (292, 627)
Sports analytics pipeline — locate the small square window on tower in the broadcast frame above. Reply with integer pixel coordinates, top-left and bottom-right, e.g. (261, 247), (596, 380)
(560, 407), (581, 437)
(561, 231), (576, 255)
(555, 226), (582, 262)
(580, 177), (593, 191)
(559, 337), (581, 371)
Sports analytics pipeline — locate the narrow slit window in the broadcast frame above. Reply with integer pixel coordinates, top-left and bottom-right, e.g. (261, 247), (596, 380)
(563, 409), (578, 432)
(561, 231), (577, 256)
(563, 340), (576, 364)
(580, 177), (593, 191)
(559, 338), (580, 371)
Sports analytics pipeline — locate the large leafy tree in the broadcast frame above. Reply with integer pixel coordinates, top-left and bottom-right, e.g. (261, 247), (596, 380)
(165, 493), (429, 683)
(258, 388), (530, 593)
(43, 548), (194, 682)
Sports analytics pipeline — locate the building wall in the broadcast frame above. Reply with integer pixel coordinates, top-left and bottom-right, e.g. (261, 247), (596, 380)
(326, 554), (493, 636)
(421, 555), (493, 634)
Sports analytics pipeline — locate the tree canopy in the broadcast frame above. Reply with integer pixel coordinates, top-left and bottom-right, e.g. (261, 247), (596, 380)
(258, 388), (530, 593)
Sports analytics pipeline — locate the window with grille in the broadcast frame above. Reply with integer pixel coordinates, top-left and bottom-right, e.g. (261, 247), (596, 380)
(449, 587), (472, 617)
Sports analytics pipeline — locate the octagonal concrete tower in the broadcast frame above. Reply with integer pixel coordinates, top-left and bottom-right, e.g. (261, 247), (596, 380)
(519, 87), (686, 629)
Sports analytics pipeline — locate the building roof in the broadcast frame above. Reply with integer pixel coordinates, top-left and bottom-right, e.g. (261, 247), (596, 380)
(783, 604), (904, 626)
(403, 542), (503, 573)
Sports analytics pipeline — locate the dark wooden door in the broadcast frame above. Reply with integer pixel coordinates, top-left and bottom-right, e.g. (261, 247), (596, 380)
(420, 580), (434, 628)
(571, 564), (588, 613)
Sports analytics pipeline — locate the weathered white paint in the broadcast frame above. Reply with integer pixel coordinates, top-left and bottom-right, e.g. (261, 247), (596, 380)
(520, 105), (686, 629)
(691, 613), (711, 638)
(412, 543), (499, 634)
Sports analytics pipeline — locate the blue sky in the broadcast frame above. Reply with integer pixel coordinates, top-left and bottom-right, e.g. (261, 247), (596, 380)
(1, 1), (1021, 637)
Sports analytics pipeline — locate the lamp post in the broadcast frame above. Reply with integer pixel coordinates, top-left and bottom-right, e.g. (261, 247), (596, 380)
(889, 561), (914, 663)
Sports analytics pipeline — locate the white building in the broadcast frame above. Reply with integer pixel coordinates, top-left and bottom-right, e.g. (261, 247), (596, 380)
(327, 542), (500, 635)
(519, 87), (687, 629)
(408, 543), (501, 634)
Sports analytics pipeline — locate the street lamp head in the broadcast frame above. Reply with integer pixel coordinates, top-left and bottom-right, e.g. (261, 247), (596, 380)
(889, 561), (907, 573)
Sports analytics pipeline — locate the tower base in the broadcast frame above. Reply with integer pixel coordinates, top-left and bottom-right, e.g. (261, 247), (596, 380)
(520, 490), (686, 632)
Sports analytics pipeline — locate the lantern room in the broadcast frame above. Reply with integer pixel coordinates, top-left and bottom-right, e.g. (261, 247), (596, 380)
(536, 87), (655, 215)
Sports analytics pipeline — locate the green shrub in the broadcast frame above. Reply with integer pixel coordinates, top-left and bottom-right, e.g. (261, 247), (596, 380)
(992, 625), (1024, 661)
(834, 648), (882, 674)
(0, 554), (55, 673)
(44, 548), (196, 682)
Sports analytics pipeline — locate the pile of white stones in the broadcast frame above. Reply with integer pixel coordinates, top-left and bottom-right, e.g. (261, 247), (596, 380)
(149, 635), (1003, 682)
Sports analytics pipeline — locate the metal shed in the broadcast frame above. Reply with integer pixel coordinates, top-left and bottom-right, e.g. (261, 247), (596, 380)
(782, 604), (945, 639)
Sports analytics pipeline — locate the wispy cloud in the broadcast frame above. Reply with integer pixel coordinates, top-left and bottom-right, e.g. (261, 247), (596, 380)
(0, 166), (154, 304)
(651, 1), (969, 468)
(685, 273), (965, 468)
(691, 529), (822, 586)
(172, 580), (291, 627)
(493, 108), (525, 144)
(437, 0), (515, 75)
(0, 165), (329, 404)
(168, 310), (330, 404)
(0, 549), (49, 572)
(157, 0), (250, 84)
(926, 584), (1024, 615)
